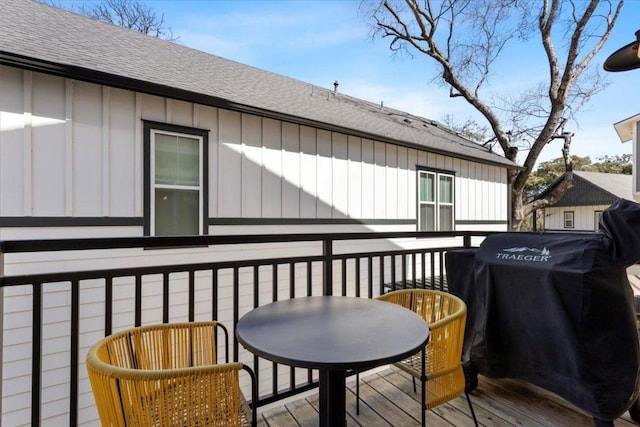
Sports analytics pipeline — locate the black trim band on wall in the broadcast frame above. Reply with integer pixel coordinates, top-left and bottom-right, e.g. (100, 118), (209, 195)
(208, 218), (416, 226)
(415, 165), (457, 176)
(455, 220), (508, 225)
(0, 217), (143, 227)
(1, 217), (509, 228)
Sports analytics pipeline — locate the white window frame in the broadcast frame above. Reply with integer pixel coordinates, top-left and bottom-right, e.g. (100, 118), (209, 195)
(594, 210), (603, 231)
(149, 128), (205, 236)
(564, 211), (574, 229)
(418, 170), (455, 232)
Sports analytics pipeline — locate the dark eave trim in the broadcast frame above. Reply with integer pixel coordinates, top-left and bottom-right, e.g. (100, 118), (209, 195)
(209, 218), (415, 226)
(0, 217), (143, 227)
(0, 51), (517, 170)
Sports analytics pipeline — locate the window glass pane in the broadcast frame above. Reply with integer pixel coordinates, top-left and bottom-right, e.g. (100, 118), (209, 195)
(155, 133), (200, 186)
(177, 136), (200, 186)
(419, 204), (435, 231)
(419, 173), (434, 202)
(439, 175), (453, 203)
(564, 212), (574, 228)
(155, 188), (199, 235)
(439, 205), (453, 231)
(155, 133), (177, 185)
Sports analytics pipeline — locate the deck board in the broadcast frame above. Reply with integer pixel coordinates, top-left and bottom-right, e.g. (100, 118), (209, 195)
(259, 366), (639, 427)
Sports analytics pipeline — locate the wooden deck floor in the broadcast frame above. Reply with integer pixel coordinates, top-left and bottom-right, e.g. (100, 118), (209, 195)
(257, 366), (639, 427)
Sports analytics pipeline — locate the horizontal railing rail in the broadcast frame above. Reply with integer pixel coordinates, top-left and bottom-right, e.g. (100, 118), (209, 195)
(0, 230), (491, 426)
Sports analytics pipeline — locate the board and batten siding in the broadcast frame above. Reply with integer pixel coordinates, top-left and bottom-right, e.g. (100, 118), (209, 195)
(543, 205), (608, 232)
(0, 65), (509, 425)
(1, 65), (508, 237)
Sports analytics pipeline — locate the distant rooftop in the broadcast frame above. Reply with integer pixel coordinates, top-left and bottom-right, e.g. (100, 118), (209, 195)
(536, 170), (633, 206)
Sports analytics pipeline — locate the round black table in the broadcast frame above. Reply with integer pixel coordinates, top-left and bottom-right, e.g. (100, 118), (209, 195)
(235, 296), (430, 427)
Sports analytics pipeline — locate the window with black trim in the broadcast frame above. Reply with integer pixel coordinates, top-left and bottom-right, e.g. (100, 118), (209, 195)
(564, 211), (574, 229)
(143, 121), (208, 236)
(417, 169), (454, 231)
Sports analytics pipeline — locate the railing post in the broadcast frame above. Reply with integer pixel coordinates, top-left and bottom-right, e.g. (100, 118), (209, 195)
(463, 232), (472, 248)
(323, 238), (333, 296)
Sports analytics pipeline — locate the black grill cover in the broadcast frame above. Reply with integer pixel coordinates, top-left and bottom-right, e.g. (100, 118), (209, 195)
(447, 199), (640, 421)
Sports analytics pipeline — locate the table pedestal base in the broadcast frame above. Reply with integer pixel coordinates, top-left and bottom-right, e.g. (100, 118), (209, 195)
(319, 370), (346, 427)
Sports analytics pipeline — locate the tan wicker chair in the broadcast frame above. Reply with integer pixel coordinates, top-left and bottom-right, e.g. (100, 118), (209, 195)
(357, 289), (477, 427)
(86, 321), (257, 427)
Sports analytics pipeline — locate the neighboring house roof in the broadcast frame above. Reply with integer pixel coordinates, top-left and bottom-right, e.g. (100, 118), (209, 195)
(535, 170), (633, 207)
(0, 0), (516, 169)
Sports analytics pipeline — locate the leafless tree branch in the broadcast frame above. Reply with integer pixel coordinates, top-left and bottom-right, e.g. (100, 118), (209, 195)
(365, 0), (623, 230)
(76, 0), (179, 42)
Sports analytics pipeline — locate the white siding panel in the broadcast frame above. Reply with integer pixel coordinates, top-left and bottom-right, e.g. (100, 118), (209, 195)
(424, 151), (434, 168)
(101, 87), (109, 215)
(218, 110), (242, 217)
(373, 141), (386, 218)
(464, 159), (473, 220)
(361, 139), (374, 218)
(299, 126), (316, 218)
(406, 149), (417, 222)
(483, 164), (491, 219)
(488, 167), (497, 219)
(242, 114), (262, 217)
(454, 158), (463, 220)
(23, 71), (33, 215)
(332, 133), (348, 218)
(193, 104), (218, 217)
(134, 93), (143, 216)
(316, 130), (332, 218)
(500, 169), (508, 219)
(108, 88), (136, 217)
(545, 204), (608, 231)
(72, 80), (103, 216)
(417, 150), (427, 168)
(32, 73), (66, 216)
(282, 122), (300, 218)
(139, 93), (166, 123)
(478, 164), (486, 218)
(470, 162), (480, 220)
(166, 99), (193, 128)
(0, 65), (25, 216)
(347, 136), (362, 218)
(397, 146), (408, 218)
(385, 144), (397, 218)
(489, 166), (498, 219)
(477, 163), (487, 219)
(262, 118), (282, 217)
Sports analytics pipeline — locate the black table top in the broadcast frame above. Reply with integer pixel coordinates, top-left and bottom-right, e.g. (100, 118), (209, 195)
(236, 296), (430, 371)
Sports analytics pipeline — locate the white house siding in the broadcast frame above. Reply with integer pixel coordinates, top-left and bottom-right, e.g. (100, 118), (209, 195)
(0, 65), (509, 425)
(0, 66), (508, 236)
(543, 205), (608, 232)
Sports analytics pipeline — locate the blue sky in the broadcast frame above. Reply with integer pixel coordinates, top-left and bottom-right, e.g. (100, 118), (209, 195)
(66, 0), (640, 166)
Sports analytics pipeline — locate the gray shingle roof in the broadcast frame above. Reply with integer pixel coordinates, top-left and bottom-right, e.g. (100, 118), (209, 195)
(536, 170), (633, 206)
(1, 0), (515, 168)
(573, 171), (633, 200)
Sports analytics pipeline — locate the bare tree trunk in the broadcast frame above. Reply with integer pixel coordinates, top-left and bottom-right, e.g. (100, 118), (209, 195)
(515, 131), (575, 230)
